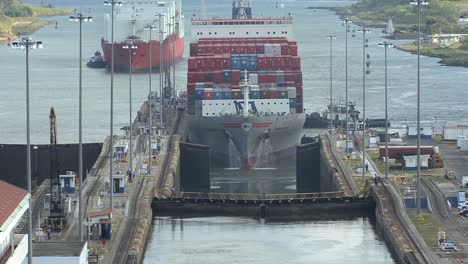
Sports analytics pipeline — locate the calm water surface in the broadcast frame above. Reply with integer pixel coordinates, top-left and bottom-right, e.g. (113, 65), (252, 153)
(143, 216), (395, 264)
(3, 0), (468, 143)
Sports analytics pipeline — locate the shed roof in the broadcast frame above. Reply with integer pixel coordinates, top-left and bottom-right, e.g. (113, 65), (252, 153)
(0, 180), (29, 230)
(88, 209), (112, 218)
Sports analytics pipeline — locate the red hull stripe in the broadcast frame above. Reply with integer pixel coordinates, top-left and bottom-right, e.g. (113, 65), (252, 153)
(253, 123), (272, 127)
(223, 123), (241, 128)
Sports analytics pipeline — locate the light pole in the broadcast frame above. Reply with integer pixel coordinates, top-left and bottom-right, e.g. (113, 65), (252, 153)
(11, 35), (43, 264)
(69, 11), (92, 243)
(379, 41), (393, 180)
(157, 13), (166, 131)
(122, 43), (138, 175)
(33, 145), (38, 187)
(410, 0), (428, 215)
(104, 0), (122, 211)
(341, 18), (352, 152)
(358, 27), (371, 184)
(144, 25), (157, 174)
(326, 34), (336, 135)
(171, 15), (176, 102)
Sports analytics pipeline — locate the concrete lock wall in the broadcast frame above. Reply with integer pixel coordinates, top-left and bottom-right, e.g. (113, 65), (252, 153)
(0, 143), (102, 189)
(179, 142), (210, 192)
(319, 138), (335, 192)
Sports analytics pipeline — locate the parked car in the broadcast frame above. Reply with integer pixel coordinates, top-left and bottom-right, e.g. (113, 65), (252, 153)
(460, 209), (468, 217)
(440, 241), (457, 251)
(458, 201), (468, 210)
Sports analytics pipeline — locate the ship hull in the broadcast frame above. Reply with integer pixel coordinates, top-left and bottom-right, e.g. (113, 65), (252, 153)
(186, 113), (306, 168)
(101, 34), (184, 71)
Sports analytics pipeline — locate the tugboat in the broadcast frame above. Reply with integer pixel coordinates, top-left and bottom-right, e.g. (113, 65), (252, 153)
(86, 51), (107, 68)
(304, 99), (389, 129)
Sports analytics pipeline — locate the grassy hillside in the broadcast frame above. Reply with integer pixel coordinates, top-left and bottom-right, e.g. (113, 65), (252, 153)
(0, 0), (71, 42)
(331, 0), (468, 67)
(335, 0), (465, 34)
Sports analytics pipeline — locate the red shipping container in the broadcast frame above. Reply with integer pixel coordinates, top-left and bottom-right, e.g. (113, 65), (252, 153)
(283, 56), (291, 67)
(280, 44), (290, 55)
(204, 72), (214, 82)
(204, 57), (215, 70)
(273, 56), (284, 68)
(231, 89), (242, 99)
(187, 83), (196, 93)
(195, 57), (205, 71)
(213, 45), (223, 54)
(188, 58), (198, 71)
(213, 56), (223, 69)
(221, 56), (231, 69)
(293, 72), (302, 83)
(231, 46), (240, 54)
(204, 91), (213, 100)
(231, 70), (241, 83)
(246, 44), (256, 54)
(267, 74), (276, 83)
(256, 43), (265, 54)
(213, 71), (223, 83)
(291, 56), (301, 70)
(296, 83), (303, 91)
(258, 74), (268, 83)
(289, 41), (297, 46)
(190, 43), (198, 56)
(222, 44), (231, 54)
(290, 45), (298, 56)
(284, 73), (294, 82)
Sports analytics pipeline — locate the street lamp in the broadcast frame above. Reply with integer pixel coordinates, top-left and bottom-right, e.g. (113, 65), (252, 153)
(410, 0), (428, 215)
(358, 27), (371, 184)
(157, 13), (166, 131)
(11, 35), (43, 264)
(378, 41), (393, 180)
(104, 0), (122, 210)
(171, 16), (176, 102)
(69, 11), (92, 243)
(326, 34), (336, 135)
(122, 43), (138, 175)
(144, 25), (157, 174)
(33, 145), (38, 187)
(341, 18), (352, 153)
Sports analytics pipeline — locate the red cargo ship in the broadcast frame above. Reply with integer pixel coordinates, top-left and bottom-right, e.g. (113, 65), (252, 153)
(185, 0), (306, 168)
(101, 0), (184, 71)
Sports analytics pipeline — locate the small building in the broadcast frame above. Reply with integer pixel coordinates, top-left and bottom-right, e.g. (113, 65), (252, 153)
(0, 180), (30, 264)
(32, 241), (87, 264)
(408, 125), (433, 139)
(427, 33), (468, 47)
(403, 154), (430, 170)
(443, 125), (468, 141)
(59, 171), (76, 193)
(88, 210), (112, 240)
(114, 139), (128, 160)
(113, 172), (126, 193)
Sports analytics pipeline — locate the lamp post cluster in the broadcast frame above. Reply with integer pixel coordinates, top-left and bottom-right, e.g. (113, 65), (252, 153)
(69, 12), (93, 243)
(104, 0), (123, 212)
(145, 25), (157, 174)
(341, 18), (352, 153)
(357, 27), (370, 183)
(122, 43), (138, 175)
(10, 35), (43, 264)
(326, 34), (336, 135)
(410, 0), (429, 215)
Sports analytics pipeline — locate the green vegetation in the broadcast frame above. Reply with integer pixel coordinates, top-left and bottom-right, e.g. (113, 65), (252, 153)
(397, 40), (468, 66)
(408, 212), (441, 248)
(0, 0), (71, 42)
(327, 0), (468, 67)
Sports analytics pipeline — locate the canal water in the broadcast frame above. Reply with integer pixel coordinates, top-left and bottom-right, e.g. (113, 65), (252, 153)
(3, 0), (468, 144)
(143, 216), (395, 264)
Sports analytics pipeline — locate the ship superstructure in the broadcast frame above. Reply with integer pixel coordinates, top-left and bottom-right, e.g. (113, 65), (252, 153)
(102, 0), (184, 70)
(186, 0), (306, 168)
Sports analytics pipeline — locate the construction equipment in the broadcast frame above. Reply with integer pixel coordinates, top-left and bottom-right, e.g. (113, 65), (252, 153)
(45, 107), (67, 230)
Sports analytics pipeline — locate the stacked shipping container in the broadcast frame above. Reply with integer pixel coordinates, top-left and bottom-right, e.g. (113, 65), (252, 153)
(187, 37), (303, 115)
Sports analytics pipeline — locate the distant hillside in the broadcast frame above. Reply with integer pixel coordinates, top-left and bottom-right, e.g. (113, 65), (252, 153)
(0, 0), (71, 42)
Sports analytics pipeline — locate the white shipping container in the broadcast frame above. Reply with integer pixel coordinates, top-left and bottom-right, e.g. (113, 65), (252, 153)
(287, 87), (296, 98)
(433, 146), (439, 154)
(457, 136), (466, 148)
(403, 154), (430, 169)
(249, 73), (258, 85)
(444, 126), (468, 140)
(461, 138), (468, 151)
(264, 44), (281, 55)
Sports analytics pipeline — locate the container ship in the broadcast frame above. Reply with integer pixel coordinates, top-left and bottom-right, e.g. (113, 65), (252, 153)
(186, 0), (306, 168)
(101, 0), (184, 71)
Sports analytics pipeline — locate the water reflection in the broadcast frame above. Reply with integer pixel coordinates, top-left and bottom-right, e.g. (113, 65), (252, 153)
(143, 216), (395, 264)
